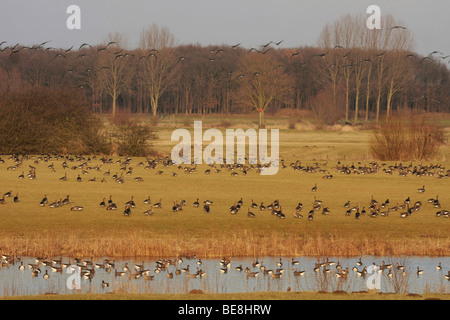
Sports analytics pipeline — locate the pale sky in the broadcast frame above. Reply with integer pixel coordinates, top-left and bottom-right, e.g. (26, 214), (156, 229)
(1, 0), (449, 57)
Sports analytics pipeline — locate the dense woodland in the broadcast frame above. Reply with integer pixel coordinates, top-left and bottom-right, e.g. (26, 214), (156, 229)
(1, 15), (449, 125)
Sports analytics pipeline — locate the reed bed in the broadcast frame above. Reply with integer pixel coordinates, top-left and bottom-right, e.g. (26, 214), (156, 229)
(2, 231), (450, 259)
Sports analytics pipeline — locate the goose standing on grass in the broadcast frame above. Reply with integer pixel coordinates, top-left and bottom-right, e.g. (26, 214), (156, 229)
(106, 202), (117, 211)
(13, 193), (19, 203)
(247, 209), (256, 218)
(153, 199), (162, 209)
(294, 211), (303, 219)
(203, 201), (211, 214)
(433, 196), (441, 208)
(361, 207), (366, 215)
(417, 185), (425, 193)
(260, 202), (266, 211)
(125, 196), (136, 208)
(123, 204), (132, 216)
(40, 195), (48, 207)
(229, 203), (238, 214)
(62, 195), (70, 206)
(193, 198), (200, 208)
(144, 208), (153, 216)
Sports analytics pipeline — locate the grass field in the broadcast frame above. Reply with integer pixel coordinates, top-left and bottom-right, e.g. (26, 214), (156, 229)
(0, 117), (449, 259)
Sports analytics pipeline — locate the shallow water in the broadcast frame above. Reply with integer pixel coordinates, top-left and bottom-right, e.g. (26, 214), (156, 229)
(0, 255), (449, 297)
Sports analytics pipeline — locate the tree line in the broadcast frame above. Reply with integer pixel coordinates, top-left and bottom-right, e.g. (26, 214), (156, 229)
(1, 16), (449, 125)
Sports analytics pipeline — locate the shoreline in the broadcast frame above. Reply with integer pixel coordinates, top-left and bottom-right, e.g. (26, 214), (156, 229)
(1, 291), (449, 300)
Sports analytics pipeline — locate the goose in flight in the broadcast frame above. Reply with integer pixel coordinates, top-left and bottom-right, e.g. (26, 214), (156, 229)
(390, 25), (406, 30)
(289, 52), (301, 59)
(274, 40), (284, 46)
(78, 43), (91, 50)
(314, 51), (329, 58)
(106, 41), (119, 48)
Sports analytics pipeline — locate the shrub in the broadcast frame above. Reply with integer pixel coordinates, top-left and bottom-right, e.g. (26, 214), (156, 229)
(307, 85), (345, 128)
(218, 119), (232, 128)
(111, 119), (158, 157)
(0, 88), (111, 155)
(370, 116), (446, 161)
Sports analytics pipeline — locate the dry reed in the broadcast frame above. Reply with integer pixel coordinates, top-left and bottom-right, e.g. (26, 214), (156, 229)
(1, 231), (450, 259)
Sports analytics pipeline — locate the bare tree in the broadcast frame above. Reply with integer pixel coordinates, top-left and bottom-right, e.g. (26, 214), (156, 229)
(97, 33), (132, 118)
(381, 17), (415, 122)
(140, 49), (176, 117)
(139, 25), (177, 117)
(235, 53), (292, 128)
(140, 24), (175, 50)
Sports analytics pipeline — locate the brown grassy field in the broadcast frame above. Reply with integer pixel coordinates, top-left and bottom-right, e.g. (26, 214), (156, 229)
(0, 116), (449, 259)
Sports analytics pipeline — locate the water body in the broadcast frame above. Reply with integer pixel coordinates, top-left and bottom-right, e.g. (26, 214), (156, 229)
(0, 256), (449, 297)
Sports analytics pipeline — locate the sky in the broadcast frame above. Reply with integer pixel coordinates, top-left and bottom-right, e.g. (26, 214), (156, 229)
(0, 0), (449, 57)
